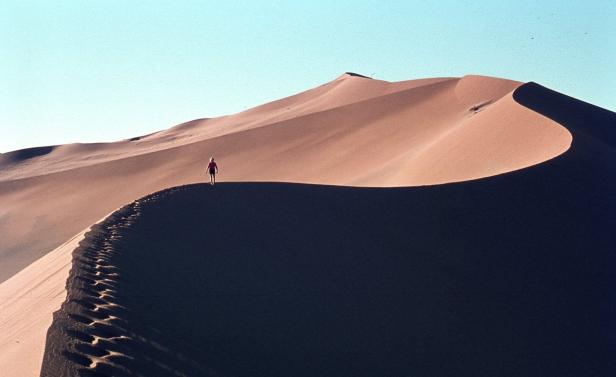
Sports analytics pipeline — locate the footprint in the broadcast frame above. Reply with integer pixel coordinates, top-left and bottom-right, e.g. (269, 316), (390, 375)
(91, 282), (116, 293)
(76, 276), (97, 286)
(91, 362), (130, 377)
(105, 354), (133, 367)
(98, 290), (117, 300)
(94, 337), (132, 353)
(61, 350), (92, 367)
(66, 329), (95, 343)
(68, 313), (95, 325)
(78, 295), (110, 306)
(93, 280), (116, 289)
(71, 299), (97, 310)
(74, 343), (110, 357)
(88, 323), (124, 338)
(84, 309), (112, 320)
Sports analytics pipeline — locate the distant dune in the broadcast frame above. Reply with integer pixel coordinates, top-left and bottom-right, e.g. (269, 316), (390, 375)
(1, 74), (615, 376)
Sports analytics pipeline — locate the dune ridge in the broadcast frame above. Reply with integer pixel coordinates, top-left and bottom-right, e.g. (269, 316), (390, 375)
(40, 81), (616, 376)
(0, 74), (455, 181)
(0, 75), (572, 285)
(2, 75), (615, 376)
(41, 188), (222, 377)
(43, 175), (615, 376)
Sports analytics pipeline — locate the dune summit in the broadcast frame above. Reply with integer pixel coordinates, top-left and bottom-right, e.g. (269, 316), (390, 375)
(1, 73), (615, 376)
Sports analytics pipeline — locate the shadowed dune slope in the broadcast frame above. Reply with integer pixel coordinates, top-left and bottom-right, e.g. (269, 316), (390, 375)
(41, 82), (616, 376)
(42, 178), (615, 376)
(0, 146), (57, 165)
(0, 75), (572, 283)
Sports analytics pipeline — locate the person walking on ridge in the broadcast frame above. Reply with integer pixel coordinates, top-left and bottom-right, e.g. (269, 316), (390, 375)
(207, 157), (218, 186)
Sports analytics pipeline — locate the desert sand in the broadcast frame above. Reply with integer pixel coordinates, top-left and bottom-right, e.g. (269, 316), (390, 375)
(2, 74), (614, 376)
(0, 74), (572, 283)
(0, 229), (85, 376)
(0, 214), (115, 377)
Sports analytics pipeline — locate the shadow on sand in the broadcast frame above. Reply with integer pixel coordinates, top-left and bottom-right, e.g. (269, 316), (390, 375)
(41, 82), (616, 376)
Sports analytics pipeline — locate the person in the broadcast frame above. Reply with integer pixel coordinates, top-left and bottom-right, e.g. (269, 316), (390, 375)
(207, 157), (218, 185)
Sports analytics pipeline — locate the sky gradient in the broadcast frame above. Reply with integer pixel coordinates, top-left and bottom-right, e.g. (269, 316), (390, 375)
(1, 0), (615, 152)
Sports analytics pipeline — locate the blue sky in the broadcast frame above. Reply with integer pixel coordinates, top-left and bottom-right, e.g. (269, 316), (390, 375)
(1, 1), (614, 152)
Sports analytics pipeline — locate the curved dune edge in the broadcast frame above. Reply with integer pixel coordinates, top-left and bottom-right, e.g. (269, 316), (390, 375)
(0, 76), (577, 286)
(0, 213), (114, 377)
(372, 87), (574, 186)
(31, 71), (614, 374)
(0, 76), (571, 186)
(0, 79), (589, 376)
(40, 176), (616, 376)
(39, 190), (191, 377)
(0, 80), (581, 376)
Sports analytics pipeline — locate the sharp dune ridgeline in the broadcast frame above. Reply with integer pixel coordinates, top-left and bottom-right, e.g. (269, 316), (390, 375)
(0, 73), (615, 376)
(0, 74), (572, 283)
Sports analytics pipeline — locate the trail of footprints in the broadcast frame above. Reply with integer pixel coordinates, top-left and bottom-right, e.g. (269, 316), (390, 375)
(55, 187), (204, 377)
(62, 202), (143, 377)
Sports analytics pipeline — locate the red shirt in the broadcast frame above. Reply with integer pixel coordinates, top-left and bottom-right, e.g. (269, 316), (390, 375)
(208, 161), (217, 171)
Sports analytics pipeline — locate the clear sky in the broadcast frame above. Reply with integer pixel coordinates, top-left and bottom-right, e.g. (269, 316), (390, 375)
(1, 1), (614, 153)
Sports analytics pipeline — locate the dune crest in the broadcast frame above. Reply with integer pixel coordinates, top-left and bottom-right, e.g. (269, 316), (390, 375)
(0, 74), (564, 183)
(43, 176), (616, 376)
(40, 82), (616, 375)
(1, 73), (616, 376)
(0, 74), (573, 284)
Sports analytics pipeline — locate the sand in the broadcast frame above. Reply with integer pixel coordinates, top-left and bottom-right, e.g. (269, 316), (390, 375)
(2, 74), (615, 376)
(43, 174), (615, 375)
(0, 229), (86, 376)
(0, 74), (572, 284)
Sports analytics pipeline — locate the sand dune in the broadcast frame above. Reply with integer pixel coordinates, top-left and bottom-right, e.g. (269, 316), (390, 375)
(1, 74), (615, 376)
(42, 82), (616, 376)
(42, 149), (615, 376)
(0, 74), (570, 283)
